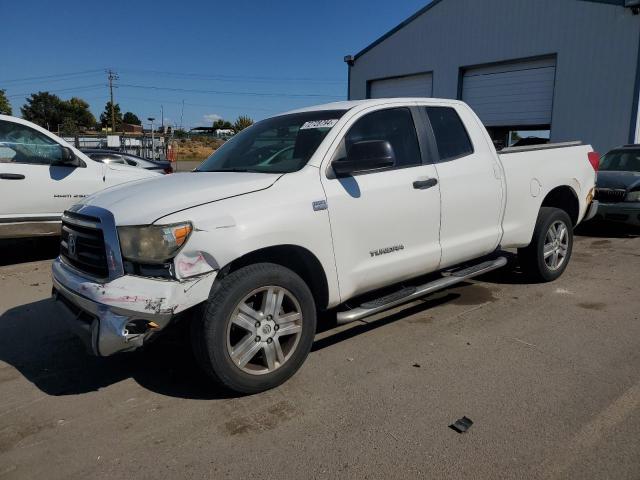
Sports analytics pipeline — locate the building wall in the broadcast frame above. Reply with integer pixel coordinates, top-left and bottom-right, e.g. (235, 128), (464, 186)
(349, 0), (640, 153)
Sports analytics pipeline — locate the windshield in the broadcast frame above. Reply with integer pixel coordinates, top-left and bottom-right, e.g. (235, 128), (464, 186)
(196, 110), (346, 174)
(600, 150), (640, 172)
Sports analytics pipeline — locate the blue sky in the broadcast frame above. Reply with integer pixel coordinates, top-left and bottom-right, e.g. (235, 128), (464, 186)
(0, 0), (428, 129)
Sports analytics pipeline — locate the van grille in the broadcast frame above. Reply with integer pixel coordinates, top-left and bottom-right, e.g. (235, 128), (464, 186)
(594, 188), (626, 203)
(60, 213), (109, 279)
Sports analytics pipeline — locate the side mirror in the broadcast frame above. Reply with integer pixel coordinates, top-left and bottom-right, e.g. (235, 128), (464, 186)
(332, 140), (396, 177)
(52, 146), (80, 167)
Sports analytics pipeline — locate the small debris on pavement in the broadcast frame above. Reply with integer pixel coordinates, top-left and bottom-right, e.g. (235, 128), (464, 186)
(412, 363), (421, 368)
(347, 357), (354, 362)
(449, 416), (473, 433)
(554, 288), (573, 295)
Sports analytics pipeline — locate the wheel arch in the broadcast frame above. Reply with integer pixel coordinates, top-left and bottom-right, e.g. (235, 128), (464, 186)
(540, 185), (580, 226)
(219, 244), (330, 310)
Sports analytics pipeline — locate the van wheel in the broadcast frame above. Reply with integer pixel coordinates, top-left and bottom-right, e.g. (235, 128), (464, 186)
(192, 263), (316, 394)
(518, 207), (573, 282)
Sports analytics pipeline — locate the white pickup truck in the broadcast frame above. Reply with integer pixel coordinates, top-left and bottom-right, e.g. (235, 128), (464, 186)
(0, 115), (159, 238)
(51, 98), (599, 393)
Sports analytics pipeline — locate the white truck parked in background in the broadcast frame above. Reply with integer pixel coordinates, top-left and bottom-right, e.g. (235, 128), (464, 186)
(0, 115), (159, 239)
(51, 99), (599, 393)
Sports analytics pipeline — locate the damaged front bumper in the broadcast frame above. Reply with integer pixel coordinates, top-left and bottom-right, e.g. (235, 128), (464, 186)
(51, 257), (217, 356)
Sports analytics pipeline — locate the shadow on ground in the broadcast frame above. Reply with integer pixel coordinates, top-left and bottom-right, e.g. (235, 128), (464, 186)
(575, 220), (640, 238)
(0, 298), (235, 400)
(0, 290), (468, 400)
(4, 219), (632, 400)
(0, 237), (60, 266)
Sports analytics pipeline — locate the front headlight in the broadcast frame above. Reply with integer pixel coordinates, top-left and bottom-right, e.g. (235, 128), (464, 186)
(626, 190), (640, 202)
(118, 222), (192, 263)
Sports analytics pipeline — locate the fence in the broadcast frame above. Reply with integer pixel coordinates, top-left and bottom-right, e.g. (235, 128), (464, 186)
(62, 134), (169, 160)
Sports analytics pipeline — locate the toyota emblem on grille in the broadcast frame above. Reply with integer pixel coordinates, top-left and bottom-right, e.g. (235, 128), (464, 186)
(67, 233), (77, 257)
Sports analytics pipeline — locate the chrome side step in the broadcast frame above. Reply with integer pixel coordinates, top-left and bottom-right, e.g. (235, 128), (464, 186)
(336, 256), (507, 325)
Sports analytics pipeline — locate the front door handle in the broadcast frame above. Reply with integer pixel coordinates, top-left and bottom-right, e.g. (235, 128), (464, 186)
(0, 173), (25, 180)
(413, 178), (438, 190)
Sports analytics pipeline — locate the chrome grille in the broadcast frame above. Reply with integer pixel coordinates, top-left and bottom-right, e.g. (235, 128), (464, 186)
(594, 188), (627, 203)
(60, 212), (109, 279)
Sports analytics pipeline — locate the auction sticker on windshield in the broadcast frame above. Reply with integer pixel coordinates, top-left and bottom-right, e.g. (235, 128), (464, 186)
(300, 119), (339, 130)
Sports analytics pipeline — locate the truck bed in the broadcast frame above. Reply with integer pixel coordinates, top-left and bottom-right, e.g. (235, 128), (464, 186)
(497, 141), (594, 248)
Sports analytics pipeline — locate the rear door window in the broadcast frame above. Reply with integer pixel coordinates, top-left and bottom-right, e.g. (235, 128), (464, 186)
(425, 107), (474, 162)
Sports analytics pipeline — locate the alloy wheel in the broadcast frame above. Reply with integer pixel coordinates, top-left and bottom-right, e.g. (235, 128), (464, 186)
(226, 286), (303, 375)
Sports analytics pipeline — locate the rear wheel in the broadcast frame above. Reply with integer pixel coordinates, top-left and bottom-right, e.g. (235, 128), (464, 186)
(192, 263), (316, 394)
(518, 207), (573, 282)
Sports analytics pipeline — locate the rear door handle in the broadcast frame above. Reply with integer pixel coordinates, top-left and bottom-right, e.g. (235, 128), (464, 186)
(0, 173), (25, 180)
(413, 178), (438, 190)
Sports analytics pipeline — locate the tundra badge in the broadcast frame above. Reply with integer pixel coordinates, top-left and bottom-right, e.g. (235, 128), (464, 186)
(370, 245), (404, 257)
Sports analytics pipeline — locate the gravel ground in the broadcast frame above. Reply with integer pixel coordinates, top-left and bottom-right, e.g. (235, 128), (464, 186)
(0, 222), (638, 479)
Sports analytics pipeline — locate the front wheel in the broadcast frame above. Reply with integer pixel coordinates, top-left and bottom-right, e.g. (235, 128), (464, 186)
(191, 263), (316, 394)
(518, 207), (573, 282)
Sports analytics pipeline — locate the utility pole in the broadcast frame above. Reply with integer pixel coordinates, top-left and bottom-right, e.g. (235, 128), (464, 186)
(179, 99), (185, 131)
(107, 69), (119, 133)
(161, 105), (164, 133)
(148, 117), (155, 160)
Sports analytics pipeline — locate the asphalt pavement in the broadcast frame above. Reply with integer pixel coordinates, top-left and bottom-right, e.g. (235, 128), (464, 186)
(0, 222), (639, 479)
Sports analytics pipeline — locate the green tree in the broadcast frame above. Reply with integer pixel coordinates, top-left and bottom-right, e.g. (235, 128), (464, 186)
(20, 91), (65, 128)
(60, 117), (79, 136)
(62, 97), (95, 130)
(122, 111), (141, 125)
(212, 118), (233, 130)
(233, 115), (253, 132)
(99, 101), (122, 130)
(173, 128), (188, 139)
(0, 89), (12, 115)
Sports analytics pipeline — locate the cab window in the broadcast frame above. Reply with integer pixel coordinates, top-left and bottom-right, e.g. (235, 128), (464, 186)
(0, 120), (64, 165)
(345, 108), (422, 169)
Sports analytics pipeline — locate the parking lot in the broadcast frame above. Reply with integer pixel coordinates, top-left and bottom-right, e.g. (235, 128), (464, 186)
(0, 224), (638, 479)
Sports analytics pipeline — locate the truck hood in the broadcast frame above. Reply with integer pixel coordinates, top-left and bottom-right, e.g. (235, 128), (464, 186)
(79, 171), (281, 225)
(596, 170), (640, 191)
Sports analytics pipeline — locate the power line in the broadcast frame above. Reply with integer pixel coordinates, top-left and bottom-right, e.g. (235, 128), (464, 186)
(117, 68), (344, 85)
(6, 84), (106, 98)
(116, 95), (278, 112)
(117, 83), (341, 99)
(0, 69), (104, 84)
(0, 72), (104, 87)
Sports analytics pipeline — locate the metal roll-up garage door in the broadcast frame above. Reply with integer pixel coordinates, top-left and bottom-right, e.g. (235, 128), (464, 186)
(462, 57), (556, 127)
(368, 73), (433, 99)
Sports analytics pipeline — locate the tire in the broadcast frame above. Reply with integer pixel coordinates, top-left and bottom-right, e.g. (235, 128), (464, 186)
(191, 263), (316, 394)
(518, 207), (573, 282)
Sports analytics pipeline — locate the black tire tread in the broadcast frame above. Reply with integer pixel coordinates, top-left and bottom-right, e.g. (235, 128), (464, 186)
(518, 207), (573, 283)
(191, 262), (315, 394)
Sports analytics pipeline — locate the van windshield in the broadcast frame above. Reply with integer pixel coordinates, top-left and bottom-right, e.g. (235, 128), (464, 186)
(196, 110), (346, 174)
